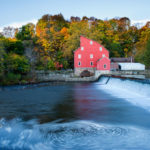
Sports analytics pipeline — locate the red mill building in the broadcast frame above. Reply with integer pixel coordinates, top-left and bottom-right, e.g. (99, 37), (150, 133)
(74, 36), (110, 76)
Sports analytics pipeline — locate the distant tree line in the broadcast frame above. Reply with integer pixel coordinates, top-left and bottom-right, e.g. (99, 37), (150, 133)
(0, 13), (150, 84)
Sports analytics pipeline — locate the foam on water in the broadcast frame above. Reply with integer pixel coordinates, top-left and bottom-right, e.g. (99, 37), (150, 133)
(1, 78), (150, 149)
(0, 118), (150, 150)
(97, 76), (150, 111)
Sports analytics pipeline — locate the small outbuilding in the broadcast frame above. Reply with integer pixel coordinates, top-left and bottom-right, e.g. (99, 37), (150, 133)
(110, 57), (145, 71)
(118, 63), (145, 71)
(96, 57), (110, 71)
(110, 63), (119, 71)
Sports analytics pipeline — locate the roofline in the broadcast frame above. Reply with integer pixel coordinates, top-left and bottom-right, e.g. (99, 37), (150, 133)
(80, 36), (110, 53)
(97, 56), (110, 62)
(73, 36), (110, 53)
(81, 36), (101, 46)
(73, 47), (80, 53)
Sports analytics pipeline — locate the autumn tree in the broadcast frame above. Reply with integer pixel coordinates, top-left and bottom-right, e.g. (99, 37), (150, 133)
(0, 37), (5, 78)
(2, 26), (16, 38)
(63, 20), (91, 67)
(70, 16), (81, 22)
(143, 39), (150, 68)
(3, 38), (24, 55)
(16, 23), (35, 41)
(5, 53), (30, 74)
(35, 14), (69, 70)
(135, 25), (150, 63)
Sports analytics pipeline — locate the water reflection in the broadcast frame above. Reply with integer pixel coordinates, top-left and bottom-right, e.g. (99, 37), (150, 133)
(0, 82), (150, 129)
(74, 84), (109, 120)
(1, 81), (150, 149)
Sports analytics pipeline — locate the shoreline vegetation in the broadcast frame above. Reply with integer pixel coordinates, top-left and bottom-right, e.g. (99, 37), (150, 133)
(0, 14), (150, 85)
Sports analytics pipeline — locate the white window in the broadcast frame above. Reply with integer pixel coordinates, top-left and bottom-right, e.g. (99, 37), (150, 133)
(81, 47), (84, 51)
(78, 54), (81, 59)
(99, 47), (102, 51)
(90, 61), (93, 66)
(78, 61), (81, 66)
(102, 54), (105, 57)
(90, 54), (93, 59)
(104, 64), (107, 69)
(90, 40), (93, 45)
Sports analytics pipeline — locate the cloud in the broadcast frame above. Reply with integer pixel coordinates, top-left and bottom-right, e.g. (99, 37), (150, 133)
(0, 19), (38, 32)
(131, 19), (150, 28)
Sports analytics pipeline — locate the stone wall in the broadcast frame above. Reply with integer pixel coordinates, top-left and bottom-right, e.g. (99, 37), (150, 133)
(34, 70), (96, 82)
(74, 67), (96, 76)
(111, 70), (150, 76)
(95, 70), (111, 78)
(31, 69), (150, 83)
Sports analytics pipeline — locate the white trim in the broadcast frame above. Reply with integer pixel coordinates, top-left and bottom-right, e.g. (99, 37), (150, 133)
(81, 47), (84, 51)
(97, 56), (110, 62)
(90, 54), (93, 59)
(90, 40), (93, 45)
(99, 47), (102, 51)
(78, 54), (81, 59)
(102, 54), (105, 57)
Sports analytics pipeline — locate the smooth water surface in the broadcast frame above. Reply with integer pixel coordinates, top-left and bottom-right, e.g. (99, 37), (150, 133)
(0, 77), (150, 150)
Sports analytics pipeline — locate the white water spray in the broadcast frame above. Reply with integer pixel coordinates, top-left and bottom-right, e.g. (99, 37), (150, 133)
(97, 77), (150, 111)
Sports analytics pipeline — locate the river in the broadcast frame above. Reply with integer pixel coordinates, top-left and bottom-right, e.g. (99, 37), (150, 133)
(0, 77), (150, 150)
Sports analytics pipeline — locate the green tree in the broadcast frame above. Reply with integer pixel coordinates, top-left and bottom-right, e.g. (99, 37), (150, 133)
(4, 39), (24, 55)
(47, 60), (55, 70)
(5, 53), (30, 74)
(63, 21), (90, 67)
(0, 39), (5, 78)
(144, 40), (150, 68)
(16, 23), (35, 41)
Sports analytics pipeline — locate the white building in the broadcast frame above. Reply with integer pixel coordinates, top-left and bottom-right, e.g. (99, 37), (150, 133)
(118, 63), (145, 71)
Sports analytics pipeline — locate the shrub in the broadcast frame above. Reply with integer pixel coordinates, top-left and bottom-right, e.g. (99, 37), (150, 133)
(5, 53), (30, 74)
(47, 60), (55, 70)
(4, 39), (24, 55)
(1, 73), (21, 85)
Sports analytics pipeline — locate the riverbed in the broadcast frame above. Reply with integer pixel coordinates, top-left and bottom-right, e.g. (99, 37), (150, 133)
(0, 77), (150, 150)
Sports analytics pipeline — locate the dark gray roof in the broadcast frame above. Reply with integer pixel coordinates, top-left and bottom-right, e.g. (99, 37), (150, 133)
(111, 57), (134, 63)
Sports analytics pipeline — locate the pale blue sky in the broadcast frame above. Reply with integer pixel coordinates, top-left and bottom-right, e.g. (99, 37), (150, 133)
(0, 0), (150, 28)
